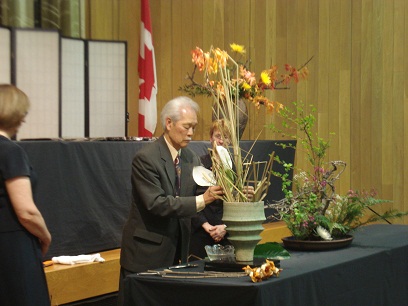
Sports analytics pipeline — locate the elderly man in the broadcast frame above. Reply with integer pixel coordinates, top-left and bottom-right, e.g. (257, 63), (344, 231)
(118, 96), (223, 304)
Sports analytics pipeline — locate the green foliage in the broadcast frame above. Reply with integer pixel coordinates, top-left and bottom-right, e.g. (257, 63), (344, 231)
(254, 242), (291, 260)
(178, 84), (213, 98)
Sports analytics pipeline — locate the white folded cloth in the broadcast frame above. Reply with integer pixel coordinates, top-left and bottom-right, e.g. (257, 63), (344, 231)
(52, 253), (105, 265)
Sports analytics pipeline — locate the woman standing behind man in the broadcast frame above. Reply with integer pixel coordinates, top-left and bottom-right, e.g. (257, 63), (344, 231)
(189, 119), (233, 259)
(190, 119), (255, 259)
(0, 84), (51, 306)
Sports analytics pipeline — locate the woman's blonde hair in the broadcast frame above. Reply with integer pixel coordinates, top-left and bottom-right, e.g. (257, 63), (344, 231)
(210, 119), (231, 139)
(0, 84), (30, 129)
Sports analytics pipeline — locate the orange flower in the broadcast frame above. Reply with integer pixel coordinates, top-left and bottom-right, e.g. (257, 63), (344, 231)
(191, 47), (205, 71)
(240, 66), (256, 86)
(206, 57), (218, 74)
(213, 48), (228, 69)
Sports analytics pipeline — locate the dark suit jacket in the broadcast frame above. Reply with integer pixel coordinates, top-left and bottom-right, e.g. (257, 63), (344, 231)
(120, 136), (201, 272)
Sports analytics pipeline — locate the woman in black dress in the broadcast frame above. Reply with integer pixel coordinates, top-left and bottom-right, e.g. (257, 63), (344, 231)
(190, 120), (255, 259)
(0, 84), (52, 306)
(190, 120), (237, 259)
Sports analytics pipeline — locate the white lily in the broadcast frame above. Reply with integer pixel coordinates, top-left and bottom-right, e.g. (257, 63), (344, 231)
(192, 166), (216, 186)
(215, 145), (233, 169)
(316, 226), (333, 241)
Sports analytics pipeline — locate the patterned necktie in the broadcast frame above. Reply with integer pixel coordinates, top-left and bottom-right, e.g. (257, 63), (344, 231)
(174, 154), (181, 196)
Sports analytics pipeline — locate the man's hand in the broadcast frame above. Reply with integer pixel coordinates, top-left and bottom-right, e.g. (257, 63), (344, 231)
(243, 185), (255, 201)
(203, 186), (224, 204)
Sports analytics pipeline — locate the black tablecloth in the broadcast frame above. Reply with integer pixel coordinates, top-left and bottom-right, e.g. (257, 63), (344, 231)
(124, 224), (408, 306)
(18, 140), (295, 259)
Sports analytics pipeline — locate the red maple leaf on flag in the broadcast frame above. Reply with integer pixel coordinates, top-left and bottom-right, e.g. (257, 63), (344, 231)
(139, 42), (155, 101)
(138, 0), (157, 137)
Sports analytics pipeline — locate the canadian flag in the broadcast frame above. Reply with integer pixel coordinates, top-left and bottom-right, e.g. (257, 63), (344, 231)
(138, 0), (157, 137)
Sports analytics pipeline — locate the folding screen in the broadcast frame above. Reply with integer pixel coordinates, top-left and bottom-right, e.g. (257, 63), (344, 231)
(61, 37), (85, 138)
(87, 40), (127, 137)
(8, 28), (126, 139)
(0, 27), (11, 84)
(14, 29), (60, 140)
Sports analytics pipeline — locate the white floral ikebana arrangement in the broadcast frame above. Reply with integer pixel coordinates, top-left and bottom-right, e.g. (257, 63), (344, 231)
(268, 101), (408, 242)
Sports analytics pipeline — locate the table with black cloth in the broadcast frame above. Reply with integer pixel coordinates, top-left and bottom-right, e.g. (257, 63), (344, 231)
(18, 139), (295, 259)
(124, 224), (408, 306)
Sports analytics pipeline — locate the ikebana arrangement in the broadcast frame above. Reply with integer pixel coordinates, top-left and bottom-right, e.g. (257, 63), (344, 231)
(182, 43), (310, 203)
(268, 101), (408, 246)
(182, 43), (310, 262)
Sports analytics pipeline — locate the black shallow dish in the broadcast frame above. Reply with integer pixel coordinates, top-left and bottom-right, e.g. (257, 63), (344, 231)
(281, 235), (353, 251)
(204, 258), (280, 272)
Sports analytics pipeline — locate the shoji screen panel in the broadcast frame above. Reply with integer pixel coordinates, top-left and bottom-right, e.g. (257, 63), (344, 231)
(0, 27), (11, 83)
(61, 37), (85, 138)
(87, 41), (127, 137)
(14, 29), (60, 140)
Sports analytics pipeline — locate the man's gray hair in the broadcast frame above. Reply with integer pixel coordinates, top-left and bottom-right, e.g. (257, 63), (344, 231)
(160, 96), (200, 130)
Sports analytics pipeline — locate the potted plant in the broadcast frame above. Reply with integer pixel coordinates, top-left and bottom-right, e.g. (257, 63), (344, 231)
(269, 101), (408, 250)
(182, 43), (310, 261)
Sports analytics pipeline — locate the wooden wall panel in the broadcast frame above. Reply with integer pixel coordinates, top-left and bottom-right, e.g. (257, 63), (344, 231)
(234, 0), (250, 140)
(350, 0), (362, 190)
(404, 0), (408, 215)
(382, 0), (395, 207)
(118, 0), (138, 136)
(88, 0), (116, 39)
(170, 0), (183, 130)
(85, 0), (408, 224)
(363, 0), (374, 191)
(190, 1), (205, 135)
(200, 0), (217, 137)
(317, 0), (330, 152)
(152, 0), (170, 134)
(371, 0), (384, 199)
(251, 0), (267, 141)
(391, 0), (404, 214)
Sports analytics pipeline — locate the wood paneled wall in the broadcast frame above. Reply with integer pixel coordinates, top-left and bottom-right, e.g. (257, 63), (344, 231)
(85, 0), (408, 224)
